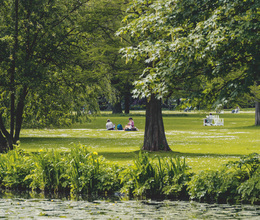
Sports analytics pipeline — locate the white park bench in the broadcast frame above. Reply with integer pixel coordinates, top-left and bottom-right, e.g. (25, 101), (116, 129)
(203, 115), (224, 126)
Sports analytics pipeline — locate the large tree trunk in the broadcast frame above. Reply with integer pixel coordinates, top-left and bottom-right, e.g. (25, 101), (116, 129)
(255, 101), (260, 126)
(142, 94), (171, 151)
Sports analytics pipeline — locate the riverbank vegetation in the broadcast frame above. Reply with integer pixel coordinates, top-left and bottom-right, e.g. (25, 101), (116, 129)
(0, 145), (259, 204)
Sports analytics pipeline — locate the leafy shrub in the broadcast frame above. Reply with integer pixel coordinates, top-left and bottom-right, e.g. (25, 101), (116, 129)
(188, 153), (260, 204)
(66, 145), (122, 195)
(227, 153), (260, 204)
(162, 157), (193, 199)
(120, 152), (191, 199)
(225, 153), (260, 178)
(0, 148), (32, 190)
(25, 145), (122, 195)
(25, 149), (68, 192)
(238, 167), (260, 204)
(188, 169), (242, 203)
(120, 151), (158, 197)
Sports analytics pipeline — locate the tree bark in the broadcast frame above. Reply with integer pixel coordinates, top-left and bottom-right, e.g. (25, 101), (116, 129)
(255, 80), (260, 126)
(142, 94), (171, 151)
(0, 115), (13, 150)
(255, 101), (260, 126)
(0, 131), (8, 153)
(124, 91), (131, 114)
(14, 86), (28, 142)
(10, 0), (19, 138)
(112, 101), (123, 114)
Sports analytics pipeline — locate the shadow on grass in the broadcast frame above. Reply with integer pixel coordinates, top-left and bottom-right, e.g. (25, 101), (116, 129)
(20, 137), (143, 147)
(100, 113), (203, 117)
(234, 125), (260, 130)
(143, 150), (244, 158)
(99, 151), (139, 161)
(168, 152), (243, 158)
(99, 150), (244, 161)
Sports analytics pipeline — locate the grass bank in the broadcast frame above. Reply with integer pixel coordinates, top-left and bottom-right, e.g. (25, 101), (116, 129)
(19, 110), (259, 173)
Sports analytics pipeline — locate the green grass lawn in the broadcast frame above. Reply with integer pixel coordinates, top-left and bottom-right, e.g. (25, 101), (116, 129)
(19, 110), (260, 173)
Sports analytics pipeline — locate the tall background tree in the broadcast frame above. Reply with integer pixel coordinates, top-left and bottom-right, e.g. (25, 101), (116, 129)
(0, 0), (110, 152)
(117, 0), (259, 151)
(78, 0), (142, 114)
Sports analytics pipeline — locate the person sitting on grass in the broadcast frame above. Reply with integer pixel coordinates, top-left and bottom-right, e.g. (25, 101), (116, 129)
(124, 117), (137, 131)
(124, 118), (139, 131)
(205, 113), (213, 125)
(106, 119), (115, 130)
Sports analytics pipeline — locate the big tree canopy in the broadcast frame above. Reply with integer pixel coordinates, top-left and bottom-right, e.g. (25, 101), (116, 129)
(118, 0), (259, 100)
(116, 0), (259, 151)
(0, 0), (109, 152)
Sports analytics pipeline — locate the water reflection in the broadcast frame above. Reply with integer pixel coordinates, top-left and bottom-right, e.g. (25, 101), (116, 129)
(0, 193), (259, 219)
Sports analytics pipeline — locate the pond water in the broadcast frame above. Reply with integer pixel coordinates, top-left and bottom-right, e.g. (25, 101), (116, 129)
(0, 195), (259, 219)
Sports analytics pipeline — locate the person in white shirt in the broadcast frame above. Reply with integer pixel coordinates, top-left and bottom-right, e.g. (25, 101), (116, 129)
(106, 119), (115, 130)
(205, 113), (213, 125)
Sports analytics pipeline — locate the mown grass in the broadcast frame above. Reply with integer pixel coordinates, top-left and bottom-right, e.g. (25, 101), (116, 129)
(19, 110), (259, 173)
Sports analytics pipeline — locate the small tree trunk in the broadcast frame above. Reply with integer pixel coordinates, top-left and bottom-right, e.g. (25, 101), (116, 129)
(143, 94), (171, 151)
(14, 86), (28, 142)
(124, 92), (131, 114)
(0, 115), (13, 150)
(255, 101), (260, 126)
(10, 0), (19, 138)
(0, 131), (8, 153)
(112, 101), (122, 114)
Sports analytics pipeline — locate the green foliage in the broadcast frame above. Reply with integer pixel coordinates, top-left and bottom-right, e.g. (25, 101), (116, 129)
(23, 144), (122, 195)
(66, 145), (122, 195)
(238, 167), (260, 204)
(120, 151), (158, 197)
(0, 0), (112, 150)
(188, 169), (242, 203)
(0, 147), (32, 190)
(226, 153), (260, 178)
(25, 149), (68, 192)
(0, 146), (259, 204)
(117, 0), (259, 117)
(162, 157), (193, 198)
(188, 153), (260, 204)
(230, 153), (260, 204)
(120, 152), (191, 199)
(79, 0), (142, 112)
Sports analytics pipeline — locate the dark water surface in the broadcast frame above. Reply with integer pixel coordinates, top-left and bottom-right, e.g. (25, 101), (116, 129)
(0, 196), (259, 219)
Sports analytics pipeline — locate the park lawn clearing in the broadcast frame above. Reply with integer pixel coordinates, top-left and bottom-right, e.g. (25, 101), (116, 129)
(19, 111), (259, 173)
